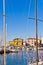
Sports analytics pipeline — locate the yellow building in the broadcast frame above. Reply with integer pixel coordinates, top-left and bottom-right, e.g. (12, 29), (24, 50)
(9, 41), (14, 46)
(13, 38), (23, 46)
(9, 38), (23, 47)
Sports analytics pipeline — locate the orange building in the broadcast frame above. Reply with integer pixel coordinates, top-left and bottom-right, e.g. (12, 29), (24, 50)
(26, 38), (40, 46)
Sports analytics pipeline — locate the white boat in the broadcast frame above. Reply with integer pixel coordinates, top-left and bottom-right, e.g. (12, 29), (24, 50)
(28, 61), (43, 65)
(10, 49), (18, 53)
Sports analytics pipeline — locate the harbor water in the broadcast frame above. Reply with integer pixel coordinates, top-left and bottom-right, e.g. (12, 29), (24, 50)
(0, 50), (43, 65)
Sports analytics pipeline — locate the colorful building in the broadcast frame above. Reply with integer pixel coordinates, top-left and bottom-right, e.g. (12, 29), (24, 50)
(41, 37), (43, 44)
(9, 38), (23, 47)
(9, 41), (14, 46)
(25, 38), (40, 46)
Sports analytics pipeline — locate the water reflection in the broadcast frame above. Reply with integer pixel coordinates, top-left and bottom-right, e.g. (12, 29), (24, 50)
(0, 50), (43, 65)
(0, 55), (4, 65)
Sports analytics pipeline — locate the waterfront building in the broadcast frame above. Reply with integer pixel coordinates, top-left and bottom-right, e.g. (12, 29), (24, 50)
(25, 38), (40, 46)
(13, 38), (23, 46)
(41, 37), (43, 44)
(9, 38), (23, 47)
(9, 41), (14, 46)
(23, 42), (26, 46)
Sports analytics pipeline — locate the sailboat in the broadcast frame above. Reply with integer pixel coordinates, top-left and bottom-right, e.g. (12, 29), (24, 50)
(28, 59), (43, 65)
(27, 0), (43, 65)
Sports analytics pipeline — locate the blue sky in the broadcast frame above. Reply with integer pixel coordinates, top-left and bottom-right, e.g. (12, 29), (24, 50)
(0, 0), (43, 41)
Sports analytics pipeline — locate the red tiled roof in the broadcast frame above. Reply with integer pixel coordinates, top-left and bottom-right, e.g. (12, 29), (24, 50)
(27, 38), (40, 40)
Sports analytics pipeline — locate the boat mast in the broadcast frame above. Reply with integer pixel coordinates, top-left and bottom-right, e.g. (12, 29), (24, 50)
(35, 0), (39, 65)
(3, 0), (6, 65)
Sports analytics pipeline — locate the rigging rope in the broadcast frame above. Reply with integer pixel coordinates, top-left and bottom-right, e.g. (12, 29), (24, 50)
(26, 0), (32, 38)
(27, 0), (32, 18)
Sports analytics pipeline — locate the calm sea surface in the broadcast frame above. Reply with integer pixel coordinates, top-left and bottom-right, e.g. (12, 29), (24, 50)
(0, 50), (43, 65)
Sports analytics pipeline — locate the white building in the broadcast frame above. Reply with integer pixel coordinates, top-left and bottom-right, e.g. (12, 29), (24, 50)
(41, 37), (43, 44)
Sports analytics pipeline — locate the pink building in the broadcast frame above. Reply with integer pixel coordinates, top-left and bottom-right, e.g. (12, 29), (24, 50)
(26, 38), (40, 46)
